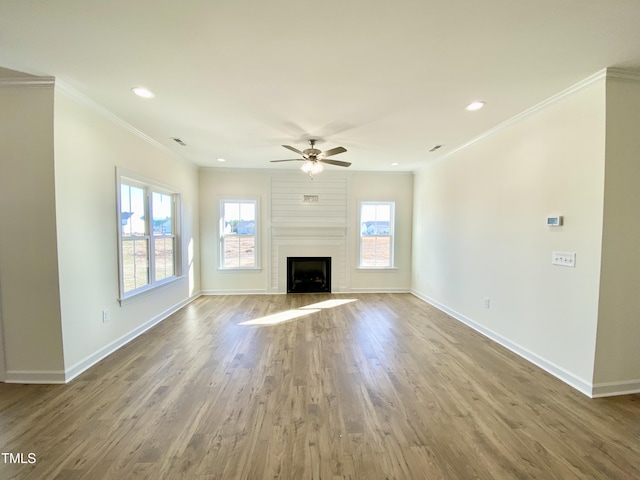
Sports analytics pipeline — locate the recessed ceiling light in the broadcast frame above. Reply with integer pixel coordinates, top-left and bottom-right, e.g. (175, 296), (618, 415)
(217, 158), (226, 162)
(391, 162), (399, 166)
(131, 87), (155, 98)
(466, 101), (485, 111)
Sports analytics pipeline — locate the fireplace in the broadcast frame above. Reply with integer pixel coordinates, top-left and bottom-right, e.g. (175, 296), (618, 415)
(287, 257), (331, 293)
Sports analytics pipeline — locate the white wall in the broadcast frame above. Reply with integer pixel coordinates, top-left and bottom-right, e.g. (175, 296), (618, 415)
(0, 77), (66, 382)
(0, 70), (200, 383)
(53, 89), (200, 378)
(199, 169), (413, 294)
(412, 76), (607, 394)
(593, 74), (640, 393)
(349, 172), (413, 292)
(0, 281), (4, 381)
(199, 169), (270, 293)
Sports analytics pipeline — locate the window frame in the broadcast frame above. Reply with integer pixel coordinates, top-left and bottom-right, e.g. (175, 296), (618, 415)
(116, 168), (182, 303)
(358, 200), (396, 269)
(218, 198), (260, 271)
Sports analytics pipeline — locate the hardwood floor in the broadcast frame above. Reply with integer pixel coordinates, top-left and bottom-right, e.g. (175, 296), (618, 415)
(1, 293), (638, 479)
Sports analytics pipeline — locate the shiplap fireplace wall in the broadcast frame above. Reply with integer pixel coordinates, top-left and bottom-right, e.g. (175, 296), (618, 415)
(270, 173), (348, 293)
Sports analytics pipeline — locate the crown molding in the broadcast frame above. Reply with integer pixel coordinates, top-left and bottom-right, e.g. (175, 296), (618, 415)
(1, 75), (190, 165)
(0, 76), (55, 88)
(55, 81), (195, 167)
(438, 69), (609, 163)
(55, 81), (170, 152)
(606, 67), (640, 84)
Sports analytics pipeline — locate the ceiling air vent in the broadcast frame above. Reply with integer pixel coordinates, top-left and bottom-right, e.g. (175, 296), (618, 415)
(171, 137), (187, 146)
(429, 144), (443, 152)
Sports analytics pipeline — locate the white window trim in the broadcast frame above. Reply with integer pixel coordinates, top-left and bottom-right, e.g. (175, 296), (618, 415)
(218, 197), (260, 271)
(358, 200), (395, 269)
(116, 168), (183, 304)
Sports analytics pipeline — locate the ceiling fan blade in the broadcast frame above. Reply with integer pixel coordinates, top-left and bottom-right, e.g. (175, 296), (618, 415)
(320, 159), (351, 167)
(270, 158), (304, 163)
(282, 145), (304, 155)
(320, 146), (347, 157)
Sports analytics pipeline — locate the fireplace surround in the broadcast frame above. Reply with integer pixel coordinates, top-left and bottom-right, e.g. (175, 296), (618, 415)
(287, 257), (331, 293)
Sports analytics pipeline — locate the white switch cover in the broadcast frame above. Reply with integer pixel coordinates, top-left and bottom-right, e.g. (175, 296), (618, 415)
(552, 252), (576, 267)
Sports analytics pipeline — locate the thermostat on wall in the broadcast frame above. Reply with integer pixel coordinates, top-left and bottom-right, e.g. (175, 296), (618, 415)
(546, 216), (563, 227)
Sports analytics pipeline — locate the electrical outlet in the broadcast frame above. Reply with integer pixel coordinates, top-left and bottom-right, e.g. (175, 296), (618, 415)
(483, 297), (491, 309)
(552, 252), (576, 267)
(102, 309), (110, 322)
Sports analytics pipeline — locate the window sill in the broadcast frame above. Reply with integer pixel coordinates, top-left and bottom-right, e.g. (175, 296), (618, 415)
(119, 276), (183, 306)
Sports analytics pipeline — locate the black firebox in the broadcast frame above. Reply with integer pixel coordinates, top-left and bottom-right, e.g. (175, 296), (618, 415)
(287, 257), (331, 293)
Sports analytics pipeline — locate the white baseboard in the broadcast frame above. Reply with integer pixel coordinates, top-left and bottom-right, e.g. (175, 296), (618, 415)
(63, 293), (201, 383)
(410, 290), (596, 398)
(5, 369), (67, 384)
(200, 289), (268, 295)
(347, 288), (411, 294)
(592, 379), (640, 398)
(202, 288), (411, 295)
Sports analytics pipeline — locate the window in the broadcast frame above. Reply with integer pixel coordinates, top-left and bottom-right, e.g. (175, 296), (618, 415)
(117, 171), (181, 301)
(220, 199), (259, 269)
(359, 201), (395, 268)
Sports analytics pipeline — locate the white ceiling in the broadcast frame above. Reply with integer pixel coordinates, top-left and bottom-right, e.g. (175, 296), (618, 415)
(1, 0), (640, 172)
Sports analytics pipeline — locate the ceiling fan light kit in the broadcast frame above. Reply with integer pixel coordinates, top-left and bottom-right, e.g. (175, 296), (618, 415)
(270, 139), (351, 177)
(301, 160), (324, 175)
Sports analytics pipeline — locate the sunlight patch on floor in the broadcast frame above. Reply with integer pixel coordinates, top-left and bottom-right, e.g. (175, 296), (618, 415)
(239, 308), (321, 326)
(239, 299), (357, 326)
(300, 298), (357, 310)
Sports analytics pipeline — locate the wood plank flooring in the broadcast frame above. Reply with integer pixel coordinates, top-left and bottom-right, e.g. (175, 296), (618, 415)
(0, 293), (639, 479)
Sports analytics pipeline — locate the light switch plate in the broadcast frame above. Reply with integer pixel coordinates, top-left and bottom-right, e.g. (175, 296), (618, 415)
(552, 252), (576, 267)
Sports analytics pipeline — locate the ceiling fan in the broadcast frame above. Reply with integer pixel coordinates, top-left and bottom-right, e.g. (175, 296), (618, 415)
(270, 139), (351, 175)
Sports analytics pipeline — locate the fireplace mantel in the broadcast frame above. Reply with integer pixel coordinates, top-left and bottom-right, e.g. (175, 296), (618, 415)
(271, 226), (347, 237)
